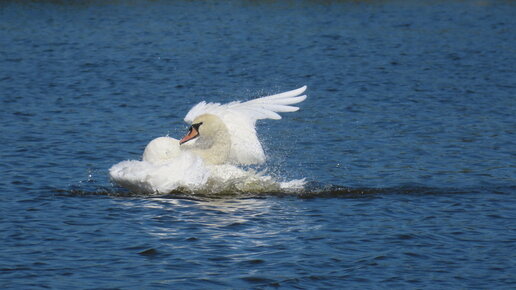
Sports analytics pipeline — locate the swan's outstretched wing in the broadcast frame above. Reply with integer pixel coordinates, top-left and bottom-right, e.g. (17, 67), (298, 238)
(184, 86), (307, 165)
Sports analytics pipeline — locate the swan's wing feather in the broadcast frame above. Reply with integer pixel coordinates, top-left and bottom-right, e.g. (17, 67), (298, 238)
(183, 86), (307, 165)
(184, 101), (222, 124)
(229, 86), (307, 122)
(224, 112), (266, 164)
(249, 95), (307, 106)
(246, 85), (307, 102)
(185, 86), (307, 124)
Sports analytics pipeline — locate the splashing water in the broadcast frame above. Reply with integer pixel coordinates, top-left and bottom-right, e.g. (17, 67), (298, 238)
(109, 150), (306, 195)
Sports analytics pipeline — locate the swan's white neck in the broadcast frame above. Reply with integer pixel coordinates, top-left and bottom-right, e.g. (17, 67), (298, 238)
(190, 135), (230, 165)
(181, 114), (231, 165)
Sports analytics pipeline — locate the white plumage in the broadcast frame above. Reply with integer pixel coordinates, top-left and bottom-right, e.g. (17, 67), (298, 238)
(109, 86), (307, 194)
(184, 85), (307, 165)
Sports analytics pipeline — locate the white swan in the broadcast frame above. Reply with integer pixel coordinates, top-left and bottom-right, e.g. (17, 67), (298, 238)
(109, 86), (307, 194)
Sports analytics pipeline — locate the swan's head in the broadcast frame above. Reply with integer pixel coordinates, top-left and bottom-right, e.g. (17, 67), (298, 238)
(179, 114), (227, 146)
(179, 114), (231, 164)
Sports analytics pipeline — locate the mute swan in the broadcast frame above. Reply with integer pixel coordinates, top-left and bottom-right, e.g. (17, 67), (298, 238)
(110, 86), (307, 194)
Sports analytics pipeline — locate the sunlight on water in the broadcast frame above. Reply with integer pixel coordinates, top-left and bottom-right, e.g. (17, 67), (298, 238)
(1, 0), (515, 288)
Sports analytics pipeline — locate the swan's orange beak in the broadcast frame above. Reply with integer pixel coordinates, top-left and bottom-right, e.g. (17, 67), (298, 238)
(179, 126), (199, 145)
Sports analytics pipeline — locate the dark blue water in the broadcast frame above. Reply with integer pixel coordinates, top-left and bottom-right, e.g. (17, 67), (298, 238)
(1, 0), (515, 288)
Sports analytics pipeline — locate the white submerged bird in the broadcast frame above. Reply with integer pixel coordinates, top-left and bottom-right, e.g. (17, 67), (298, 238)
(109, 86), (307, 194)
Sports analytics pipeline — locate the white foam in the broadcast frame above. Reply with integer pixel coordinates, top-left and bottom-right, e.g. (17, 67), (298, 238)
(109, 152), (210, 194)
(109, 155), (305, 195)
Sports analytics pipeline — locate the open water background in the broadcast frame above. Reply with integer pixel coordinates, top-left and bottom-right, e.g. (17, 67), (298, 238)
(1, 0), (515, 288)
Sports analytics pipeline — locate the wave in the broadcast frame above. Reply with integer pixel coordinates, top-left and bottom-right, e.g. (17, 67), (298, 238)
(55, 181), (514, 200)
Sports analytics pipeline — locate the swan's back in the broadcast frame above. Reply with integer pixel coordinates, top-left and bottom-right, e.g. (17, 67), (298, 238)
(142, 137), (181, 164)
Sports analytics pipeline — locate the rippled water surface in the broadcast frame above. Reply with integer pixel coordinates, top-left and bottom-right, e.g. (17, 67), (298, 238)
(1, 0), (515, 288)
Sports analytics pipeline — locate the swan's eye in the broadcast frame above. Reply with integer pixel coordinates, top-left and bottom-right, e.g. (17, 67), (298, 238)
(192, 122), (203, 131)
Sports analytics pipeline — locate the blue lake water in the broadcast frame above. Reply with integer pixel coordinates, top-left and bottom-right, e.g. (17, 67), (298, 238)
(1, 0), (515, 288)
